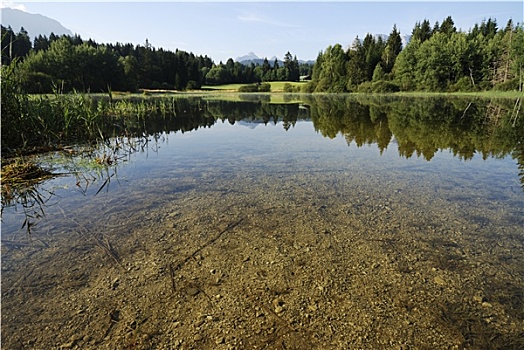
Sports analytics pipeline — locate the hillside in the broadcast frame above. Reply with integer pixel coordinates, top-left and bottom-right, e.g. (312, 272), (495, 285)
(1, 8), (72, 38)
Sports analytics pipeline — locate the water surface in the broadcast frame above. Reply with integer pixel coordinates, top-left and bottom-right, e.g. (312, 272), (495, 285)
(2, 95), (523, 349)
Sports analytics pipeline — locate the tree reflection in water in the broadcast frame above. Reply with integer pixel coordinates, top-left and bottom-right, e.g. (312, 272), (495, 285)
(2, 95), (522, 232)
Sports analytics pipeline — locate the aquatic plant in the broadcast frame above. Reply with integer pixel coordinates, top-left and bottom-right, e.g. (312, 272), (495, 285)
(0, 158), (57, 234)
(1, 61), (30, 151)
(1, 83), (184, 155)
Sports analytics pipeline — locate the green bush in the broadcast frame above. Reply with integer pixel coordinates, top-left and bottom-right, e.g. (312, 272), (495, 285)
(238, 83), (271, 93)
(150, 81), (162, 89)
(301, 81), (317, 93)
(357, 81), (374, 93)
(161, 82), (173, 90)
(357, 80), (400, 93)
(450, 77), (476, 92)
(283, 83), (301, 93)
(238, 84), (259, 92)
(493, 78), (520, 91)
(258, 82), (271, 92)
(22, 71), (54, 93)
(186, 80), (199, 90)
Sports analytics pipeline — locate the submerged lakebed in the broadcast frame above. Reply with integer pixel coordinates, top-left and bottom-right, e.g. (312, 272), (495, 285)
(1, 95), (523, 349)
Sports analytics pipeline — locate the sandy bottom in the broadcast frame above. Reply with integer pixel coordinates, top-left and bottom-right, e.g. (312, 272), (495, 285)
(2, 158), (523, 350)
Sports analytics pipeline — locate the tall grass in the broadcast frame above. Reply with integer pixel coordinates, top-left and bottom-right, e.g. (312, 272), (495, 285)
(1, 64), (193, 156)
(1, 62), (30, 151)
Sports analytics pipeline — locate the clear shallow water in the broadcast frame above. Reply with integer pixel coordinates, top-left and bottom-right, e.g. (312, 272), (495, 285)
(3, 116), (521, 235)
(2, 96), (523, 349)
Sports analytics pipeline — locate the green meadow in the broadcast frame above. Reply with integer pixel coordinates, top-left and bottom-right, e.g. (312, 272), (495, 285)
(202, 81), (309, 92)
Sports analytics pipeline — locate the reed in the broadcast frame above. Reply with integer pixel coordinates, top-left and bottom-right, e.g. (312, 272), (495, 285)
(1, 64), (189, 156)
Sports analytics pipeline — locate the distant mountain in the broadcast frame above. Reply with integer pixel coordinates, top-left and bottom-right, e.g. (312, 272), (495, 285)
(235, 52), (260, 62)
(401, 35), (412, 48)
(299, 59), (316, 65)
(235, 52), (274, 66)
(235, 52), (315, 66)
(235, 120), (266, 129)
(1, 8), (72, 38)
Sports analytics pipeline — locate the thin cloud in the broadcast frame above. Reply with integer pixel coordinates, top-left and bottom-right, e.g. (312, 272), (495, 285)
(237, 14), (265, 23)
(237, 13), (301, 28)
(0, 1), (27, 11)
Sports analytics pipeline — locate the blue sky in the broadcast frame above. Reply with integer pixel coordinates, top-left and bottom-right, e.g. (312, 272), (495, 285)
(2, 1), (523, 62)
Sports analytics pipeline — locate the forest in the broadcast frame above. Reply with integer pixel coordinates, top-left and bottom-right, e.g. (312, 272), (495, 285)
(1, 15), (523, 93)
(310, 17), (524, 93)
(1, 26), (308, 93)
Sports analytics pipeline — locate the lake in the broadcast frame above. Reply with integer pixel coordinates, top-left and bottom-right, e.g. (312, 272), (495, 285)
(2, 95), (523, 349)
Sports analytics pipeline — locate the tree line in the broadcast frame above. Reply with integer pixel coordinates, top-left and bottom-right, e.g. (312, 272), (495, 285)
(205, 52), (311, 86)
(308, 17), (523, 92)
(1, 25), (309, 93)
(2, 15), (523, 93)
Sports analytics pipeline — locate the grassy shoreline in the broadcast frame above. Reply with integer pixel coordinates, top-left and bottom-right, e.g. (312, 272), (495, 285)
(3, 88), (520, 157)
(2, 92), (521, 204)
(117, 84), (523, 100)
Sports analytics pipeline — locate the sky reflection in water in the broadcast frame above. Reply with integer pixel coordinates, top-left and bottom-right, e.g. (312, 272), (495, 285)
(1, 96), (522, 236)
(2, 96), (523, 349)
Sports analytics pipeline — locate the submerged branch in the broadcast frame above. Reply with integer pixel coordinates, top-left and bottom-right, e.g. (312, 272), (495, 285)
(172, 218), (244, 272)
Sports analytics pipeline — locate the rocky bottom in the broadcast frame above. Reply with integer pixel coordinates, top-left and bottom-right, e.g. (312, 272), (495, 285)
(2, 169), (523, 350)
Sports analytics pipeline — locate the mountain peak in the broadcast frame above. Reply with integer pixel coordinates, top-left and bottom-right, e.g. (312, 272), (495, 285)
(235, 52), (261, 62)
(1, 8), (73, 37)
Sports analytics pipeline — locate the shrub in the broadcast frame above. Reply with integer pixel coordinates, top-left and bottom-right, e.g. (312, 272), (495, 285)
(302, 81), (317, 93)
(258, 82), (271, 92)
(150, 81), (162, 89)
(283, 83), (301, 93)
(357, 81), (374, 93)
(186, 80), (199, 90)
(22, 71), (54, 93)
(450, 77), (476, 92)
(357, 80), (400, 93)
(238, 83), (271, 93)
(238, 84), (259, 92)
(493, 78), (519, 91)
